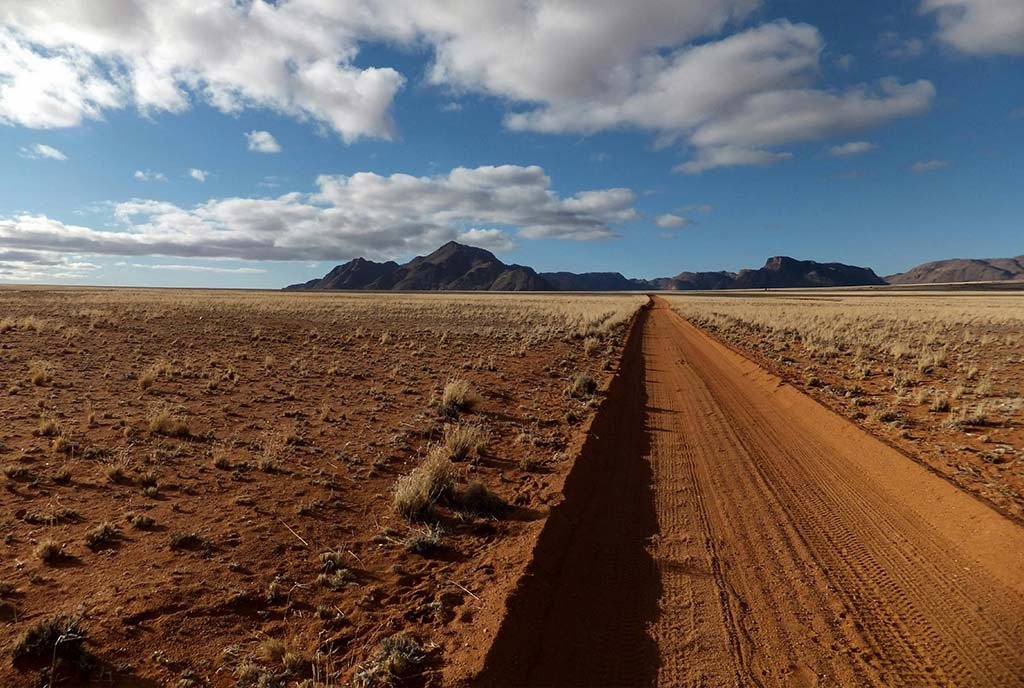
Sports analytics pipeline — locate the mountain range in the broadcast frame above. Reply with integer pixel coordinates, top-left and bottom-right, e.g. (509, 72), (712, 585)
(286, 242), (891, 291)
(886, 256), (1024, 285)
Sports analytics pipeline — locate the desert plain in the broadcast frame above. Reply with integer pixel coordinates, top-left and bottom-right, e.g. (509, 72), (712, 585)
(1, 286), (1022, 687)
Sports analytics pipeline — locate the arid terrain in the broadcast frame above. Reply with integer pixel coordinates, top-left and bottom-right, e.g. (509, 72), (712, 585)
(0, 288), (643, 687)
(668, 291), (1024, 522)
(2, 287), (1024, 687)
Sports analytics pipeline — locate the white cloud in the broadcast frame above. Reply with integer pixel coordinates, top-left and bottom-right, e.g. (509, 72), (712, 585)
(921, 0), (1024, 55)
(0, 164), (636, 262)
(654, 214), (694, 228)
(246, 130), (281, 154)
(188, 168), (208, 182)
(134, 169), (166, 182)
(0, 2), (404, 140)
(19, 143), (66, 160)
(675, 146), (793, 174)
(0, 248), (98, 281)
(131, 263), (265, 274)
(458, 228), (515, 252)
(911, 159), (950, 172)
(826, 141), (878, 157)
(0, 4), (936, 172)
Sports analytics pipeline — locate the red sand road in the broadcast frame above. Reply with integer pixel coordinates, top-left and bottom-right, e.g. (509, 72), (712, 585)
(474, 297), (1024, 687)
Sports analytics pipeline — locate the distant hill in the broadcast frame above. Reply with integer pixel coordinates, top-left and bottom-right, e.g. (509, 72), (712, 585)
(539, 271), (651, 291)
(887, 256), (1024, 285)
(285, 241), (550, 291)
(731, 256), (886, 289)
(286, 242), (888, 291)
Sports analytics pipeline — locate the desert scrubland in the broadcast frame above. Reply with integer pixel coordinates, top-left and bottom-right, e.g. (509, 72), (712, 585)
(0, 288), (643, 687)
(667, 291), (1024, 520)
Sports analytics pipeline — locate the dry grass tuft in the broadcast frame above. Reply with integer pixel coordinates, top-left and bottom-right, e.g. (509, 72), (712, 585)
(393, 448), (457, 521)
(443, 423), (487, 461)
(353, 632), (427, 688)
(566, 373), (598, 399)
(12, 613), (87, 665)
(440, 379), (481, 417)
(34, 539), (65, 563)
(458, 480), (508, 517)
(149, 408), (190, 437)
(84, 522), (119, 550)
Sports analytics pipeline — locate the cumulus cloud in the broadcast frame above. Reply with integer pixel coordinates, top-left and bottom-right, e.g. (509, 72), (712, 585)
(0, 2), (404, 140)
(0, 3), (936, 171)
(911, 159), (950, 172)
(188, 168), (208, 182)
(675, 146), (792, 174)
(19, 143), (66, 160)
(654, 214), (694, 228)
(134, 169), (166, 182)
(921, 0), (1024, 55)
(0, 165), (636, 263)
(826, 141), (878, 157)
(246, 130), (281, 153)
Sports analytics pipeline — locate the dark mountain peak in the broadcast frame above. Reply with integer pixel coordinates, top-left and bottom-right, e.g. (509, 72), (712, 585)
(287, 241), (549, 291)
(417, 241), (497, 265)
(763, 256), (799, 270)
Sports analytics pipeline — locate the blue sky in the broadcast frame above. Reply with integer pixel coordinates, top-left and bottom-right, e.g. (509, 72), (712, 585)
(0, 1), (1021, 287)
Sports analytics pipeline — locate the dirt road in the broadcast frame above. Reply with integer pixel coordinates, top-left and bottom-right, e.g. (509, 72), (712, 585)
(477, 297), (1024, 686)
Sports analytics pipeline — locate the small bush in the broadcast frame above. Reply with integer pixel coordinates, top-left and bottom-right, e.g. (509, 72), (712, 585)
(566, 373), (598, 399)
(12, 614), (87, 666)
(28, 360), (52, 386)
(929, 392), (950, 412)
(35, 539), (65, 563)
(354, 632), (427, 688)
(149, 409), (189, 437)
(404, 526), (444, 555)
(126, 512), (155, 529)
(583, 337), (601, 357)
(169, 532), (208, 551)
(443, 423), (487, 461)
(458, 481), (507, 517)
(393, 449), (456, 521)
(440, 379), (481, 417)
(84, 522), (119, 550)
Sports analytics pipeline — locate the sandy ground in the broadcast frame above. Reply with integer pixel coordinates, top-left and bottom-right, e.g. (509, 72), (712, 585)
(475, 298), (1024, 687)
(0, 288), (640, 687)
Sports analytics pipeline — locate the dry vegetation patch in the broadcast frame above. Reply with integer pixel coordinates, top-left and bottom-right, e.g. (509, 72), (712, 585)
(0, 287), (642, 686)
(669, 291), (1024, 520)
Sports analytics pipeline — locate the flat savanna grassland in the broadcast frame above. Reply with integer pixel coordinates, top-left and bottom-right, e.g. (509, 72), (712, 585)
(0, 287), (644, 687)
(667, 290), (1024, 521)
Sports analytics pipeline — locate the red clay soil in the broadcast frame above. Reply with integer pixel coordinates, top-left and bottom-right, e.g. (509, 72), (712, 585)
(473, 297), (1024, 687)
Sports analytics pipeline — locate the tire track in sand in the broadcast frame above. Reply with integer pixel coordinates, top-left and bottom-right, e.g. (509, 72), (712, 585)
(476, 296), (1024, 687)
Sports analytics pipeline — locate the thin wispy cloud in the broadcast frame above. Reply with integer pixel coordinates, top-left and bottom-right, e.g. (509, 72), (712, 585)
(134, 169), (167, 182)
(19, 144), (67, 161)
(826, 141), (878, 157)
(188, 168), (208, 182)
(911, 159), (950, 173)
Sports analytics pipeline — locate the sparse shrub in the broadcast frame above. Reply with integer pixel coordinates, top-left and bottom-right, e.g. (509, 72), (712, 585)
(258, 638), (287, 663)
(12, 614), (87, 667)
(443, 423), (487, 461)
(84, 522), (119, 550)
(213, 454), (233, 470)
(929, 392), (950, 412)
(393, 448), (456, 521)
(404, 526), (444, 555)
(149, 408), (189, 437)
(566, 373), (598, 399)
(28, 360), (52, 386)
(458, 480), (507, 517)
(35, 539), (65, 563)
(169, 532), (208, 551)
(126, 512), (155, 529)
(440, 379), (481, 417)
(3, 464), (34, 481)
(354, 632), (427, 688)
(583, 337), (601, 357)
(36, 414), (59, 437)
